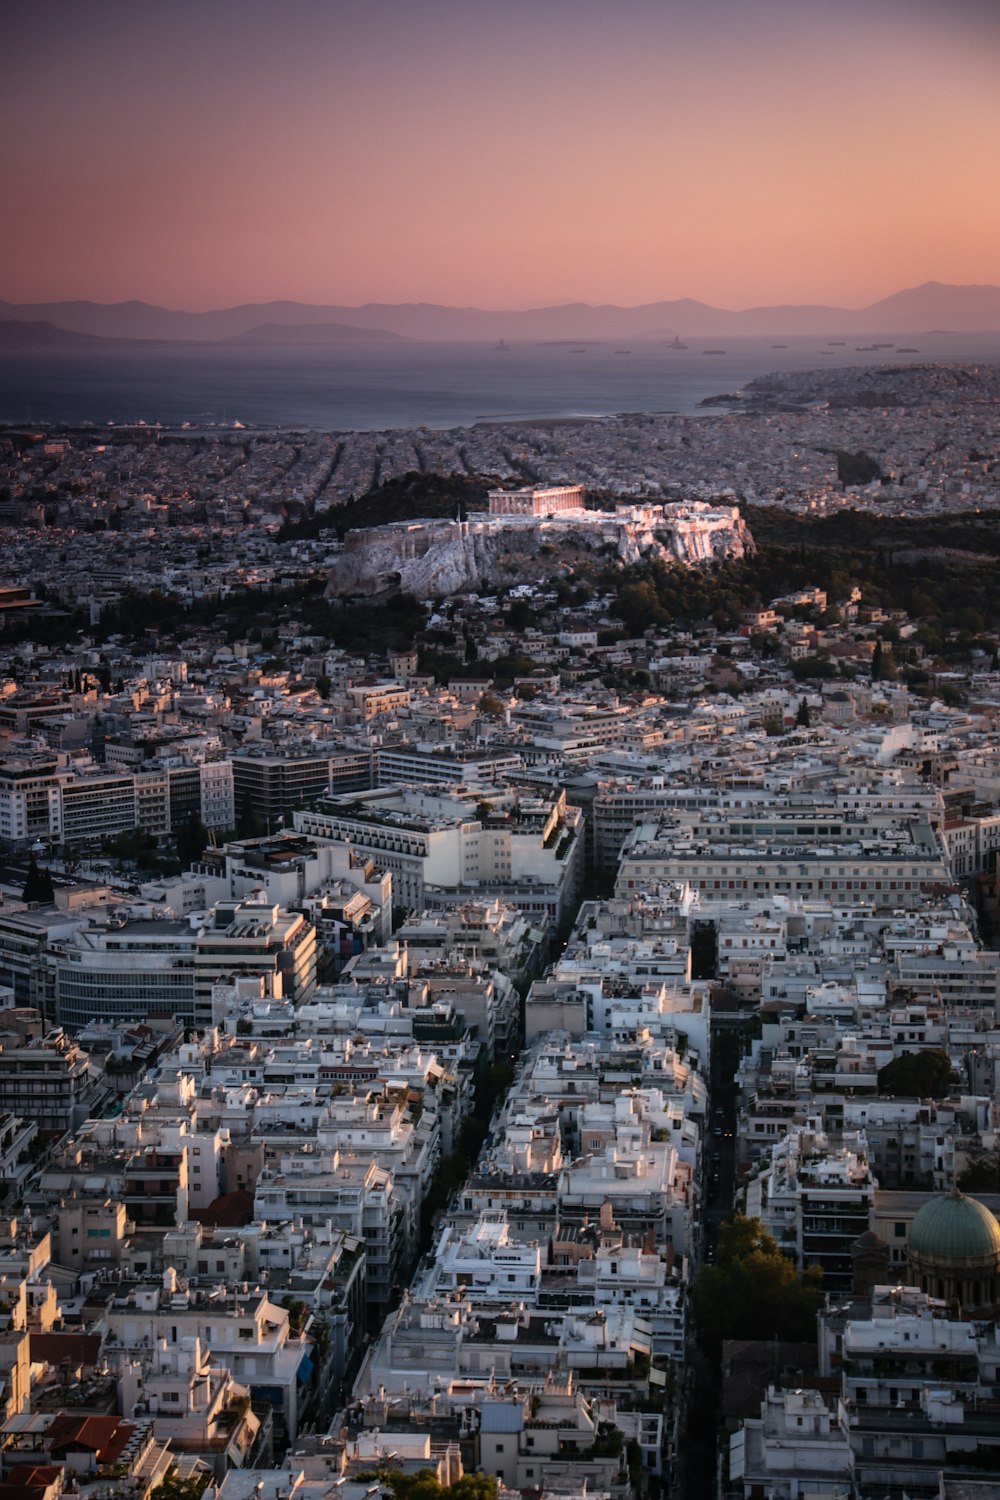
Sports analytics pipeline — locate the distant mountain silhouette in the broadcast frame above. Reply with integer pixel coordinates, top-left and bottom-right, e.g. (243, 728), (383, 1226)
(861, 281), (1000, 332)
(220, 320), (409, 346)
(0, 319), (114, 350)
(1, 282), (999, 343)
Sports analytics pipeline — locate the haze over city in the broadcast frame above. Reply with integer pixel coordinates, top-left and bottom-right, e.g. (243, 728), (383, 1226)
(6, 3), (1000, 1498)
(5, 0), (999, 312)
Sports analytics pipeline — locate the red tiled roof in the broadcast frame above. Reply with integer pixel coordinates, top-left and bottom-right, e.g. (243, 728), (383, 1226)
(28, 1334), (102, 1368)
(0, 1464), (63, 1500)
(190, 1189), (254, 1227)
(45, 1414), (135, 1463)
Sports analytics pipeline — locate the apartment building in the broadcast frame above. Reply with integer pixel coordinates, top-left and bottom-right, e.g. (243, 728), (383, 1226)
(0, 1027), (109, 1132)
(0, 749), (234, 847)
(617, 808), (951, 910)
(744, 1124), (876, 1293)
(232, 747), (372, 827)
(296, 786), (584, 932)
(253, 1153), (404, 1331)
(102, 1283), (310, 1445)
(375, 741), (522, 788)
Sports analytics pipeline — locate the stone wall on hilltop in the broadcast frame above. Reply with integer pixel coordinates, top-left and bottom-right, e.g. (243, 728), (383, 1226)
(325, 502), (753, 599)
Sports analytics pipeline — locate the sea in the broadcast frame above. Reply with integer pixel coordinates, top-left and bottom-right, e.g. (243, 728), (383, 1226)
(1, 330), (998, 432)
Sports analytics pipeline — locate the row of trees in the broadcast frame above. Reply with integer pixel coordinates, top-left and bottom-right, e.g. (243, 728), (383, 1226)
(601, 506), (1000, 644)
(692, 1214), (824, 1362)
(372, 1473), (497, 1500)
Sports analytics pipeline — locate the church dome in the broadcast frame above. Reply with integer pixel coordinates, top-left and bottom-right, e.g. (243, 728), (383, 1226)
(908, 1191), (1000, 1268)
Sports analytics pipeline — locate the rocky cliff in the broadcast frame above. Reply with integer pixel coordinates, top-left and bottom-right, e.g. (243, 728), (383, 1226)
(325, 502), (753, 599)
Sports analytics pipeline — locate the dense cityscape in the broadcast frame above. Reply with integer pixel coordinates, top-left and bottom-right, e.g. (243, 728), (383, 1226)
(0, 359), (994, 1500)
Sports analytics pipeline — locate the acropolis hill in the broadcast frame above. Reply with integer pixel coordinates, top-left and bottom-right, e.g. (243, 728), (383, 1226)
(324, 491), (754, 599)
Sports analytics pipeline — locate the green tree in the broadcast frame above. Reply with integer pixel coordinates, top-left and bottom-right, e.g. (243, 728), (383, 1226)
(21, 856), (53, 904)
(281, 1295), (310, 1336)
(835, 449), (881, 487)
(615, 580), (663, 635)
(382, 1473), (498, 1500)
(506, 598), (533, 631)
(692, 1214), (823, 1362)
(795, 696), (811, 728)
(176, 810), (208, 866)
(449, 1477), (499, 1500)
(877, 1049), (958, 1099)
(791, 654), (838, 681)
(957, 1153), (1000, 1193)
(153, 1470), (212, 1500)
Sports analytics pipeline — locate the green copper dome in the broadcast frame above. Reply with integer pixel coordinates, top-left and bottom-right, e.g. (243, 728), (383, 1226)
(908, 1191), (1000, 1267)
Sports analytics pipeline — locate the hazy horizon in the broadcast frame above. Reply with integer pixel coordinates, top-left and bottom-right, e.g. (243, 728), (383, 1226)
(4, 0), (999, 312)
(5, 279), (1000, 317)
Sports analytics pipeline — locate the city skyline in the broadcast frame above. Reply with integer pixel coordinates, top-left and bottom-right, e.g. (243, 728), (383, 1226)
(4, 0), (999, 312)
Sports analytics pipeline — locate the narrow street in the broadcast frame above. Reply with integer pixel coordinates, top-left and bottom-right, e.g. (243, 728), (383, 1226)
(679, 1011), (739, 1500)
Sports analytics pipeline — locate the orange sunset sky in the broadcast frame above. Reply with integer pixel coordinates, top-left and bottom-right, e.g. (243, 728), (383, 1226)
(4, 0), (999, 312)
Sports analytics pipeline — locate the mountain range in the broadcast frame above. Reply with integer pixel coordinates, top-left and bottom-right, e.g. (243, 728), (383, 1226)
(1, 282), (999, 346)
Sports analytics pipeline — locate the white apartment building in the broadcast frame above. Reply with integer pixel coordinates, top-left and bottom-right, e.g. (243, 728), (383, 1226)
(617, 810), (951, 910)
(43, 896), (316, 1029)
(729, 1386), (854, 1500)
(419, 1211), (543, 1302)
(0, 750), (234, 847)
(744, 1123), (875, 1293)
(104, 1283), (310, 1443)
(374, 741), (523, 788)
(253, 1152), (403, 1328)
(296, 786), (583, 930)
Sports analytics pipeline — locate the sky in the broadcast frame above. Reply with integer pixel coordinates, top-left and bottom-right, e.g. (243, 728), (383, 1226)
(3, 0), (999, 311)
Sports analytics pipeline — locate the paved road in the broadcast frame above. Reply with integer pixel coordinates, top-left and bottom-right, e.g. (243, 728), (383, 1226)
(678, 1022), (741, 1499)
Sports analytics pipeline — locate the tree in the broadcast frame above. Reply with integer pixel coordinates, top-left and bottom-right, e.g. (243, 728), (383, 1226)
(871, 640), (883, 680)
(795, 696), (811, 728)
(692, 1214), (824, 1362)
(505, 598), (533, 631)
(791, 654), (838, 681)
(152, 1470), (211, 1500)
(176, 810), (208, 866)
(381, 1473), (498, 1500)
(281, 1295), (310, 1336)
(615, 580), (663, 636)
(21, 856), (53, 904)
(877, 1049), (958, 1099)
(449, 1476), (500, 1500)
(957, 1152), (1000, 1193)
(835, 449), (881, 487)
